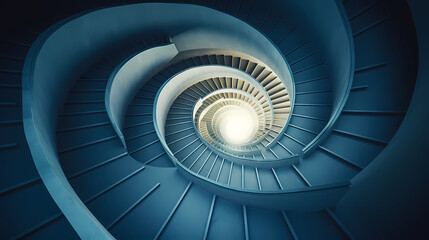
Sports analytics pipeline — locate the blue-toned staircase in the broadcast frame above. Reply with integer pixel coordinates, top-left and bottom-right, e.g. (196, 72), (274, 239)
(0, 0), (425, 239)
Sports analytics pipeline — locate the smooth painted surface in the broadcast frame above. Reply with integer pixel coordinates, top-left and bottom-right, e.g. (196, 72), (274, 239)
(336, 0), (429, 238)
(282, 0), (354, 155)
(22, 12), (116, 240)
(21, 3), (291, 238)
(176, 166), (350, 211)
(280, 0), (352, 112)
(155, 65), (271, 138)
(106, 43), (178, 146)
(17, 0), (427, 238)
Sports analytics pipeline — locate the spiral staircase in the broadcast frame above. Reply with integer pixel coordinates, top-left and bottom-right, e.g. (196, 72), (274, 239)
(1, 0), (428, 239)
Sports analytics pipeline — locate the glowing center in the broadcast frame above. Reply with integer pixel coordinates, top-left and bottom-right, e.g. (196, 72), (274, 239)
(219, 108), (256, 145)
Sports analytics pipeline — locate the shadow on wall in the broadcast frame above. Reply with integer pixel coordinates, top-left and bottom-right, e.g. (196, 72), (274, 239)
(335, 0), (429, 238)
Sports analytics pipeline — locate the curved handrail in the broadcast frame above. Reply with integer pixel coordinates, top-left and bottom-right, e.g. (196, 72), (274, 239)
(24, 2), (295, 238)
(194, 88), (269, 129)
(154, 65), (274, 136)
(171, 4), (296, 150)
(302, 0), (356, 156)
(154, 65), (299, 165)
(192, 121), (299, 167)
(22, 9), (116, 240)
(175, 162), (350, 210)
(192, 95), (298, 162)
(158, 125), (349, 209)
(105, 42), (178, 147)
(193, 88), (269, 150)
(20, 1), (352, 236)
(177, 4), (295, 108)
(209, 9), (296, 151)
(154, 68), (349, 206)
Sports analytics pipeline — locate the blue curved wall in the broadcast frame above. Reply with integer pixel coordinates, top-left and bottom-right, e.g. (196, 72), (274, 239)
(0, 0), (427, 239)
(335, 0), (429, 238)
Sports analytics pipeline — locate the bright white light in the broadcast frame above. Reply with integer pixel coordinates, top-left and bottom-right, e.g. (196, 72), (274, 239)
(219, 108), (257, 145)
